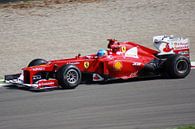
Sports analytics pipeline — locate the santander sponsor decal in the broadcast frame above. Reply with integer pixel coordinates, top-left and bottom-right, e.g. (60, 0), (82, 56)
(38, 80), (55, 87)
(173, 42), (189, 50)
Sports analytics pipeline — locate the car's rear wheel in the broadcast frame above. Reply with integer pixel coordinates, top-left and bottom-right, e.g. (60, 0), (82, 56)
(56, 64), (81, 89)
(28, 58), (48, 67)
(164, 54), (191, 78)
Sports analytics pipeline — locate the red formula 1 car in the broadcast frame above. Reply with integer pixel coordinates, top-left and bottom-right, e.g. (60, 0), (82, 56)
(5, 35), (191, 90)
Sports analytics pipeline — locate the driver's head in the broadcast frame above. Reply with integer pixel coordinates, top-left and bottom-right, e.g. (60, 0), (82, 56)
(97, 49), (107, 57)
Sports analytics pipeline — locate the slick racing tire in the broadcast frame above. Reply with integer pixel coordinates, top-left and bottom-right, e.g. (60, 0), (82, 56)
(57, 64), (82, 89)
(164, 54), (191, 78)
(28, 58), (48, 67)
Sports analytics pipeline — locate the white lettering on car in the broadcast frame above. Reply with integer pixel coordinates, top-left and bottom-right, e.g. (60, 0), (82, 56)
(39, 82), (54, 86)
(32, 67), (45, 71)
(129, 71), (138, 78)
(132, 62), (142, 66)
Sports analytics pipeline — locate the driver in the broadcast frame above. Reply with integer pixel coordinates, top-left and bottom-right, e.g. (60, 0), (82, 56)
(97, 49), (107, 57)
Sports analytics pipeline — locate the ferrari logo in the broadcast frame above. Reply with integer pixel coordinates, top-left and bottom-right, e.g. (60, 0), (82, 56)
(121, 46), (126, 53)
(114, 61), (122, 71)
(84, 62), (90, 69)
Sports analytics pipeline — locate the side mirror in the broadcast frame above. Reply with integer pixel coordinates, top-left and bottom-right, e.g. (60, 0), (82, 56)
(107, 39), (117, 48)
(76, 53), (81, 58)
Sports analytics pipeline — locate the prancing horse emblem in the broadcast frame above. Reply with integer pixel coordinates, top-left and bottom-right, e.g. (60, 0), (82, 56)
(84, 62), (90, 69)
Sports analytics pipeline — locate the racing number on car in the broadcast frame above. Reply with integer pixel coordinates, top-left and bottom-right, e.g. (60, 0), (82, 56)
(121, 46), (126, 53)
(84, 62), (90, 69)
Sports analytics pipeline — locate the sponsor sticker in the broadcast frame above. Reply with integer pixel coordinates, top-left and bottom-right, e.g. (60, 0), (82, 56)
(163, 43), (174, 52)
(114, 61), (122, 71)
(132, 62), (142, 66)
(84, 62), (90, 69)
(68, 62), (80, 65)
(38, 82), (54, 86)
(173, 42), (189, 50)
(32, 67), (45, 71)
(129, 71), (138, 78)
(121, 46), (126, 53)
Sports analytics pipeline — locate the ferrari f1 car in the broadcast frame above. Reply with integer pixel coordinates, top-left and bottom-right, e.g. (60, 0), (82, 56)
(5, 35), (191, 90)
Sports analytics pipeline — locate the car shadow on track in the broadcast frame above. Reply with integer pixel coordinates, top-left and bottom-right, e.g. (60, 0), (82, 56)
(4, 84), (59, 92)
(3, 75), (178, 93)
(83, 75), (167, 86)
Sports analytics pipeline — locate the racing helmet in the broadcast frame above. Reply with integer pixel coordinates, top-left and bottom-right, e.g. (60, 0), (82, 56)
(97, 49), (107, 57)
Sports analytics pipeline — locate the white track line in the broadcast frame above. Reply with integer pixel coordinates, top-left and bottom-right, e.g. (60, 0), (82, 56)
(0, 79), (6, 87)
(0, 84), (6, 87)
(0, 61), (195, 87)
(191, 61), (195, 68)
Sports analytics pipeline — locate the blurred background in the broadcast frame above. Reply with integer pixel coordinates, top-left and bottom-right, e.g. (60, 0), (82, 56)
(0, 0), (195, 78)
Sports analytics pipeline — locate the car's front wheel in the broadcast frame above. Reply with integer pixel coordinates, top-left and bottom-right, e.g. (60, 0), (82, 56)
(28, 58), (48, 67)
(56, 64), (81, 89)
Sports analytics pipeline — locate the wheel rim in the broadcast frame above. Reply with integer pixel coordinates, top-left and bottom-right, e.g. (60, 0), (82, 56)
(176, 60), (188, 74)
(65, 69), (79, 84)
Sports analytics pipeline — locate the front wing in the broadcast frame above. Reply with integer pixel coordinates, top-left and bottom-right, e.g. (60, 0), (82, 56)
(5, 74), (59, 90)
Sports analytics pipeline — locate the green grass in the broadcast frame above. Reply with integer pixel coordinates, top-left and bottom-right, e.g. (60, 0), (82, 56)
(177, 125), (195, 129)
(0, 79), (4, 84)
(167, 125), (195, 129)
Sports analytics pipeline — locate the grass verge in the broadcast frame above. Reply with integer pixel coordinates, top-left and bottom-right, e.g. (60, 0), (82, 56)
(167, 125), (195, 129)
(0, 79), (4, 84)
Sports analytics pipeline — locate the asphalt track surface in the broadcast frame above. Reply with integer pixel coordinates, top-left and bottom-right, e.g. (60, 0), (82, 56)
(0, 70), (195, 129)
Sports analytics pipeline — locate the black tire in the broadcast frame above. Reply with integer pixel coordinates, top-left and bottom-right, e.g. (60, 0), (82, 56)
(164, 54), (191, 78)
(56, 64), (81, 89)
(28, 58), (48, 67)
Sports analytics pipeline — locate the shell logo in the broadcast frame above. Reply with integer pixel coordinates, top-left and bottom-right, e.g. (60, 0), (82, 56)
(114, 61), (123, 71)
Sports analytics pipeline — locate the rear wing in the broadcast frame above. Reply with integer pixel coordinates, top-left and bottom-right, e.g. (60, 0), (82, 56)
(153, 35), (190, 57)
